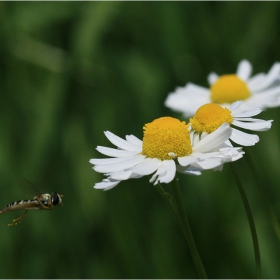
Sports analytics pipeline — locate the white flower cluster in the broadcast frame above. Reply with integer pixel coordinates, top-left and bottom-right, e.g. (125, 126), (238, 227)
(90, 60), (275, 190)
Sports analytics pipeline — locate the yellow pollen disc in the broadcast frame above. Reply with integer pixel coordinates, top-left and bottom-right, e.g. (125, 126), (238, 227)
(210, 74), (251, 104)
(142, 117), (192, 160)
(190, 103), (233, 134)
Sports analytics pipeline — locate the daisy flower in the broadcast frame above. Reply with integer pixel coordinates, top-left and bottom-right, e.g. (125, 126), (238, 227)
(90, 117), (244, 191)
(165, 60), (280, 117)
(189, 101), (272, 146)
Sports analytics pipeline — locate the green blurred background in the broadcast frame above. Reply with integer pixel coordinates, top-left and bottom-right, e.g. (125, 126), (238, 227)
(0, 1), (280, 278)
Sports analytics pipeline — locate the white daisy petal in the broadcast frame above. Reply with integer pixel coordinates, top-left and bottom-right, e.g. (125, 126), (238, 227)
(184, 83), (210, 95)
(157, 160), (176, 184)
(191, 158), (224, 170)
(230, 128), (259, 146)
(193, 151), (222, 159)
(229, 151), (244, 161)
(94, 179), (120, 191)
(232, 120), (272, 131)
(261, 95), (280, 108)
(218, 147), (244, 161)
(193, 123), (232, 153)
(220, 147), (244, 159)
(178, 151), (221, 167)
(109, 170), (139, 180)
(90, 156), (137, 165)
(131, 158), (161, 176)
(249, 87), (280, 108)
(232, 108), (262, 118)
(191, 147), (244, 169)
(165, 83), (211, 117)
(234, 117), (264, 122)
(237, 60), (252, 81)
(229, 100), (243, 111)
(149, 160), (176, 185)
(247, 73), (266, 90)
(224, 139), (233, 147)
(249, 63), (280, 92)
(125, 135), (143, 147)
(177, 156), (199, 167)
(104, 131), (140, 151)
(253, 85), (280, 98)
(93, 155), (145, 173)
(183, 170), (202, 175)
(149, 164), (167, 184)
(190, 130), (200, 146)
(95, 146), (140, 158)
(180, 166), (202, 176)
(213, 165), (224, 171)
(207, 72), (219, 85)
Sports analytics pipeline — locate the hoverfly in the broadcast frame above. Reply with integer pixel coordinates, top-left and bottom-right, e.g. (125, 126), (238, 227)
(0, 192), (63, 226)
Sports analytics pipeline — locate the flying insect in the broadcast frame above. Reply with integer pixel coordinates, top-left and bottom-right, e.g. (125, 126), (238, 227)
(0, 192), (63, 226)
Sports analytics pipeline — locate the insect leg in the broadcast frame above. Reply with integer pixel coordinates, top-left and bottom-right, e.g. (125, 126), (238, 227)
(8, 209), (28, 226)
(34, 196), (53, 210)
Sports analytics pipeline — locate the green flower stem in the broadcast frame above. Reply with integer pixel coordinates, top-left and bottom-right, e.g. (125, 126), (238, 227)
(229, 163), (261, 279)
(155, 180), (208, 279)
(155, 183), (184, 231)
(170, 178), (208, 279)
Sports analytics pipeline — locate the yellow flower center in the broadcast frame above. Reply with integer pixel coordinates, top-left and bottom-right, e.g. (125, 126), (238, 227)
(210, 74), (251, 104)
(190, 103), (233, 133)
(142, 117), (192, 160)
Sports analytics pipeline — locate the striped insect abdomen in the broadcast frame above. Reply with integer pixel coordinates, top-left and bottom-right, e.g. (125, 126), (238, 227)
(0, 199), (40, 213)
